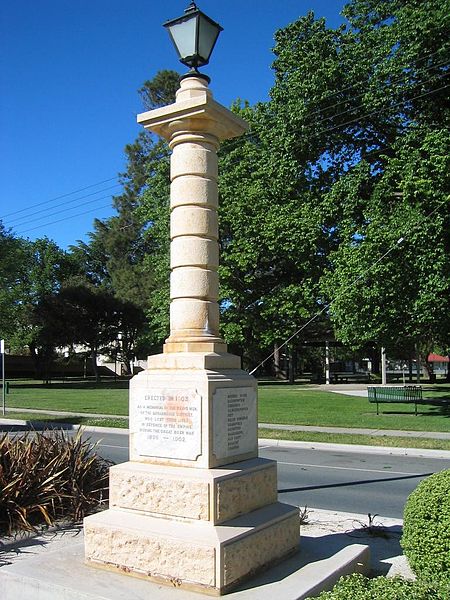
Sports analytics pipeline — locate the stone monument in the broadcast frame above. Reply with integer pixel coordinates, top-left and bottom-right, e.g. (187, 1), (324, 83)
(84, 16), (299, 595)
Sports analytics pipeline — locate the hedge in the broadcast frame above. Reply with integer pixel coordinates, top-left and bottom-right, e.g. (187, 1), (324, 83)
(312, 573), (448, 599)
(401, 468), (450, 586)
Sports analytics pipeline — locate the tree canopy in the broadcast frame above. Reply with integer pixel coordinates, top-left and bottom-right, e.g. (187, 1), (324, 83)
(2, 1), (449, 379)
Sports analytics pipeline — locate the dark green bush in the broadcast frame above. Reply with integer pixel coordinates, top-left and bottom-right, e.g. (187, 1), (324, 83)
(312, 573), (447, 599)
(401, 469), (450, 586)
(0, 430), (110, 535)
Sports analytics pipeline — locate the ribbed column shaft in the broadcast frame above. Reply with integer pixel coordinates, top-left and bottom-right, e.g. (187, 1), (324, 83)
(137, 75), (248, 353)
(166, 130), (223, 345)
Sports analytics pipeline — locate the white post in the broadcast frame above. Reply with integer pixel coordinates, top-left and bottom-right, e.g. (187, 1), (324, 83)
(1, 339), (5, 416)
(381, 346), (387, 385)
(325, 340), (330, 385)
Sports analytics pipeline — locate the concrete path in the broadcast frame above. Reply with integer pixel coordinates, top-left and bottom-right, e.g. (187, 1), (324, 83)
(0, 508), (411, 600)
(2, 407), (450, 440)
(259, 423), (450, 440)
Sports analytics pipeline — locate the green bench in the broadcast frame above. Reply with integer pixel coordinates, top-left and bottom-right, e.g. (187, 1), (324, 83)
(368, 386), (423, 415)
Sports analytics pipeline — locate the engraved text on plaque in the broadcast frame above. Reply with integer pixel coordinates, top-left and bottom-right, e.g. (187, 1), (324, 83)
(213, 387), (257, 459)
(133, 388), (201, 460)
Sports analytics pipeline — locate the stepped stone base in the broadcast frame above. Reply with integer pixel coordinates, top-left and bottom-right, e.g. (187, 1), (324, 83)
(85, 348), (300, 594)
(109, 458), (278, 523)
(84, 502), (299, 595)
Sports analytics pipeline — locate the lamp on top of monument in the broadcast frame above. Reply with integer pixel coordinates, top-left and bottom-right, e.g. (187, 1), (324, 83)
(164, 1), (223, 81)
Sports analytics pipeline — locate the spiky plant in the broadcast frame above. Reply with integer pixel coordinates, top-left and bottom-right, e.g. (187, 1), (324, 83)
(0, 430), (110, 535)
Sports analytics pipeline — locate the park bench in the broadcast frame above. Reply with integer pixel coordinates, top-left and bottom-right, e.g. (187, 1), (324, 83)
(331, 371), (371, 383)
(368, 385), (423, 415)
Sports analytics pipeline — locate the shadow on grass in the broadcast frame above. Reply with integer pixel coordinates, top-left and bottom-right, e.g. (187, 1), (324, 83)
(374, 404), (450, 417)
(0, 420), (78, 432)
(9, 379), (130, 391)
(425, 402), (450, 417)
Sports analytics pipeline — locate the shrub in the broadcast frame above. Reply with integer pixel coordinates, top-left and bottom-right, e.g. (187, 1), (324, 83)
(401, 468), (450, 586)
(0, 429), (110, 535)
(312, 573), (447, 599)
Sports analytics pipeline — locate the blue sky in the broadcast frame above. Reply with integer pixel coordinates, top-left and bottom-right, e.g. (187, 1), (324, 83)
(1, 1), (344, 249)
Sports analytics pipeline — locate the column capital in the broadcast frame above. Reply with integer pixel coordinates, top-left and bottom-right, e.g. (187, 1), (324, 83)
(137, 76), (248, 142)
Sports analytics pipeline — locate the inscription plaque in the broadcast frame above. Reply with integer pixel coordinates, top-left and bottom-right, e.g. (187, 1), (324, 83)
(213, 387), (257, 459)
(132, 388), (201, 460)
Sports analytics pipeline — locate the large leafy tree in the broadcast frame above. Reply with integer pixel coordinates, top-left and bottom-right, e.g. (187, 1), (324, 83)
(9, 238), (77, 345)
(70, 70), (179, 357)
(314, 0), (450, 362)
(0, 223), (28, 344)
(33, 286), (116, 382)
(224, 0), (450, 370)
(0, 232), (80, 376)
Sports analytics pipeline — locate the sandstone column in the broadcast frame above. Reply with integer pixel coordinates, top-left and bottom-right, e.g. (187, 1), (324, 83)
(84, 75), (299, 595)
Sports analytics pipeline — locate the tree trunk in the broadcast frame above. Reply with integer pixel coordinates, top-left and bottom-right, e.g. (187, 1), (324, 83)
(370, 348), (380, 375)
(273, 343), (283, 379)
(408, 356), (413, 383)
(288, 347), (295, 384)
(28, 342), (42, 380)
(91, 349), (100, 383)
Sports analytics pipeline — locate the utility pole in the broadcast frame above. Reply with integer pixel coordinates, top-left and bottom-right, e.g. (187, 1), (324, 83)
(325, 341), (330, 385)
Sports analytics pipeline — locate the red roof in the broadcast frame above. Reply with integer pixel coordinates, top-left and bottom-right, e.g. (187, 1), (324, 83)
(428, 353), (450, 362)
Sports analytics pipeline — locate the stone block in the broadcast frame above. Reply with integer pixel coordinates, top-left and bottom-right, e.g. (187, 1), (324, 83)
(170, 298), (220, 335)
(108, 458), (277, 524)
(171, 237), (219, 269)
(171, 205), (218, 239)
(170, 175), (218, 209)
(170, 268), (219, 300)
(129, 367), (258, 469)
(84, 502), (299, 595)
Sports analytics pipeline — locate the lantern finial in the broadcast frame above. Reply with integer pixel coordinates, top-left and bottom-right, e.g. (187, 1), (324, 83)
(164, 4), (223, 81)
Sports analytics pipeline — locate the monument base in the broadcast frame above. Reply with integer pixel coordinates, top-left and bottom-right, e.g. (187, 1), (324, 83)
(84, 502), (299, 595)
(84, 352), (300, 594)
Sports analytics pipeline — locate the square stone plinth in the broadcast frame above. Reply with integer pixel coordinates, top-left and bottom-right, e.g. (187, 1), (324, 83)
(109, 458), (278, 524)
(129, 359), (258, 469)
(84, 502), (299, 595)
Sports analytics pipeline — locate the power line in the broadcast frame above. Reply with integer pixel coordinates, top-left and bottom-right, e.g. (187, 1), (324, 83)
(305, 67), (449, 133)
(12, 55), (447, 241)
(220, 71), (449, 156)
(276, 46), (448, 102)
(9, 193), (118, 230)
(5, 184), (122, 226)
(248, 195), (449, 375)
(298, 57), (449, 124)
(310, 82), (450, 139)
(16, 204), (114, 236)
(0, 176), (119, 220)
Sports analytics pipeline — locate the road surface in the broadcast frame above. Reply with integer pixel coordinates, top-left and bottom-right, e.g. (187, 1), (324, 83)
(82, 430), (449, 518)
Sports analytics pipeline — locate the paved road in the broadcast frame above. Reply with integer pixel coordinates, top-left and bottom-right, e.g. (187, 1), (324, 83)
(259, 443), (449, 518)
(80, 430), (450, 519)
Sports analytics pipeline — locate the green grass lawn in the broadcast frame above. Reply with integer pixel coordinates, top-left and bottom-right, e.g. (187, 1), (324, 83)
(4, 379), (129, 415)
(3, 379), (450, 433)
(258, 428), (450, 451)
(258, 385), (450, 432)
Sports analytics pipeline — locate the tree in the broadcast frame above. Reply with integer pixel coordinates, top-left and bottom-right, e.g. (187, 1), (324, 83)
(322, 129), (450, 360)
(314, 0), (450, 359)
(135, 1), (449, 370)
(227, 0), (450, 367)
(0, 235), (79, 377)
(0, 223), (28, 344)
(34, 286), (121, 382)
(71, 71), (179, 353)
